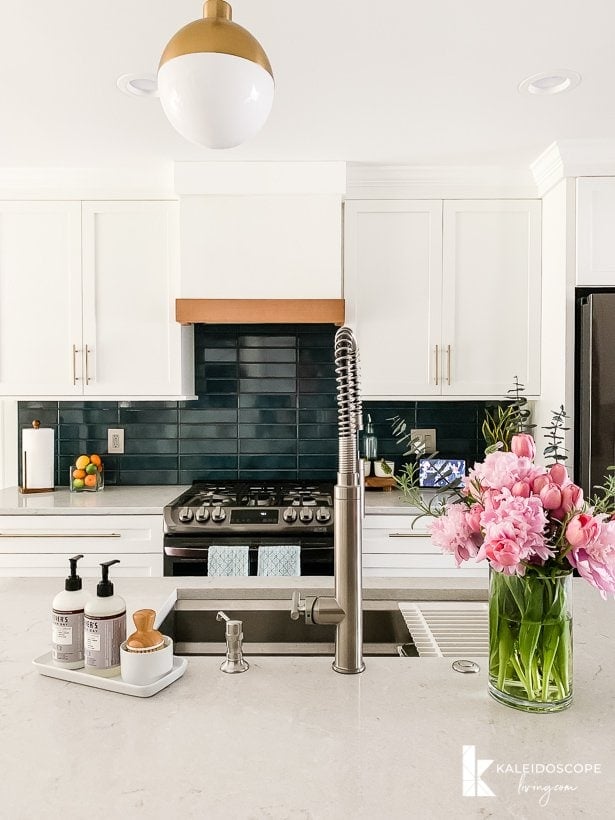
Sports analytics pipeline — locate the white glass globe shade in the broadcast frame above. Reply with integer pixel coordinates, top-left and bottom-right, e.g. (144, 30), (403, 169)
(158, 52), (274, 149)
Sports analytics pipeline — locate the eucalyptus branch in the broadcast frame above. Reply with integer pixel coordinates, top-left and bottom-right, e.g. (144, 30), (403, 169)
(542, 405), (570, 466)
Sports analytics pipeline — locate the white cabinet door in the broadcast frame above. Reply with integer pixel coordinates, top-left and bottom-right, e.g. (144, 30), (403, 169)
(180, 195), (342, 298)
(0, 553), (162, 577)
(344, 201), (443, 397)
(0, 202), (82, 396)
(441, 200), (541, 396)
(576, 178), (615, 287)
(81, 201), (190, 397)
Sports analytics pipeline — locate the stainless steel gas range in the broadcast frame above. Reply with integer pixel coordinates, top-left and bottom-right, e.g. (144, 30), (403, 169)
(163, 480), (335, 576)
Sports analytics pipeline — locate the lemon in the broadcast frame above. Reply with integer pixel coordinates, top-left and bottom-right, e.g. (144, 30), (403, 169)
(72, 478), (85, 490)
(75, 455), (90, 470)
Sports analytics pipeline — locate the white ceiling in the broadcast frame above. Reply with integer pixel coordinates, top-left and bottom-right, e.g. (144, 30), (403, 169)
(3, 0), (615, 168)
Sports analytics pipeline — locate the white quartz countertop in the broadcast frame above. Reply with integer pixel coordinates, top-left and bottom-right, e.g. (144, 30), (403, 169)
(0, 485), (188, 515)
(364, 487), (435, 515)
(1, 575), (614, 819)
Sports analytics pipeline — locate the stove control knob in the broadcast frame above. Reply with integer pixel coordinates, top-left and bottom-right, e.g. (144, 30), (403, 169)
(195, 506), (210, 523)
(211, 505), (226, 523)
(316, 507), (331, 524)
(178, 507), (193, 523)
(283, 507), (298, 523)
(299, 508), (313, 524)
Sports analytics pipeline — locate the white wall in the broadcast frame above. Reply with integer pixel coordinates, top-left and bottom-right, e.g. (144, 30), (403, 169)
(534, 178), (576, 462)
(0, 400), (18, 488)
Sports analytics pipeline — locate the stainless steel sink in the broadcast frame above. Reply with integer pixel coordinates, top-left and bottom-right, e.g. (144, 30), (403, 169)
(159, 598), (417, 657)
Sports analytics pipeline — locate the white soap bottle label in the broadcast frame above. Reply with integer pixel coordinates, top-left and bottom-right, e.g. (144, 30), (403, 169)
(52, 609), (84, 664)
(84, 612), (126, 669)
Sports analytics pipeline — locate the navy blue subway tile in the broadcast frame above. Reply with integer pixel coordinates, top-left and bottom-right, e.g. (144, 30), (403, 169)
(198, 363), (238, 380)
(179, 469), (238, 483)
(199, 379), (239, 394)
(181, 394), (237, 409)
(298, 378), (337, 394)
(239, 394), (296, 409)
(238, 424), (297, 439)
(59, 400), (119, 410)
(119, 400), (178, 409)
(238, 469), (299, 480)
(239, 455), (297, 471)
(119, 423), (179, 439)
(298, 408), (337, 425)
(179, 423), (238, 439)
(299, 424), (339, 440)
(19, 410), (58, 427)
(239, 362), (296, 379)
(298, 393), (337, 409)
(298, 332), (335, 348)
(179, 455), (238, 470)
(179, 408), (238, 424)
(298, 455), (338, 471)
(118, 470), (180, 485)
(203, 347), (238, 363)
(240, 348), (296, 363)
(239, 378), (296, 394)
(238, 409), (297, 425)
(57, 424), (115, 440)
(124, 439), (179, 455)
(298, 347), (335, 364)
(118, 408), (178, 424)
(240, 439), (297, 455)
(238, 334), (296, 348)
(180, 438), (237, 454)
(59, 409), (119, 425)
(298, 439), (338, 455)
(117, 455), (179, 471)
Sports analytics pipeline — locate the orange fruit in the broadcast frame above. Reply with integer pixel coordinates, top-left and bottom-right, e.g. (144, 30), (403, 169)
(75, 455), (90, 470)
(72, 468), (86, 479)
(90, 454), (102, 467)
(84, 474), (97, 488)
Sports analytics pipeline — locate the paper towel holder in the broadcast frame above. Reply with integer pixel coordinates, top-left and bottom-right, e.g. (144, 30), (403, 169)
(20, 419), (55, 495)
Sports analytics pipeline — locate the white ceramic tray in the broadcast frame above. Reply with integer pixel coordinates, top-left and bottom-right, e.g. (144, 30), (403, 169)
(32, 652), (188, 698)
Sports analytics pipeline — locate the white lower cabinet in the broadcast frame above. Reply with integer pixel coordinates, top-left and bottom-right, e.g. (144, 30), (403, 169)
(362, 514), (487, 578)
(0, 514), (163, 577)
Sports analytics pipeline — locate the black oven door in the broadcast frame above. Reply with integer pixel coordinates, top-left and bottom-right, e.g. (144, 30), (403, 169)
(163, 535), (333, 577)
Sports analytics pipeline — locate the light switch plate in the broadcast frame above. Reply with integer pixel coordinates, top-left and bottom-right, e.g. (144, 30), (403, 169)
(107, 428), (124, 454)
(411, 428), (437, 454)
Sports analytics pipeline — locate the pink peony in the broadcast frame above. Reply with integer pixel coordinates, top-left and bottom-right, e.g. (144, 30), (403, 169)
(467, 451), (545, 498)
(428, 503), (479, 567)
(483, 536), (524, 575)
(567, 520), (615, 598)
(466, 503), (484, 534)
(566, 513), (601, 549)
(511, 433), (536, 460)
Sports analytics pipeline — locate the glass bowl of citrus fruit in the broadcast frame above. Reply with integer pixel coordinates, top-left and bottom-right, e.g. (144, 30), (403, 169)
(70, 454), (104, 492)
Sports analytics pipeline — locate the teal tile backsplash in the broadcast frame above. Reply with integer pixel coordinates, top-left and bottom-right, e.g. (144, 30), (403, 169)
(18, 324), (496, 485)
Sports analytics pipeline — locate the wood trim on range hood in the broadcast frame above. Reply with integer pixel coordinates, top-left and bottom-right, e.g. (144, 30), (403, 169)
(175, 299), (345, 325)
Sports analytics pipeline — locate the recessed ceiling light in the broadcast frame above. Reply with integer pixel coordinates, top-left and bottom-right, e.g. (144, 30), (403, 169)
(117, 73), (159, 97)
(518, 70), (581, 96)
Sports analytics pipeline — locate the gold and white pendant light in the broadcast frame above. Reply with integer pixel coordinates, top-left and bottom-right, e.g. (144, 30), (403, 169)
(158, 0), (274, 149)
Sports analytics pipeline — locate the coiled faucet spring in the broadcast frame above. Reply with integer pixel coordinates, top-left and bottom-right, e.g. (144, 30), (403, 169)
(334, 326), (363, 475)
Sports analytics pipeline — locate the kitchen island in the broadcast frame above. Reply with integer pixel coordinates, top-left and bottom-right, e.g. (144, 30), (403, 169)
(1, 576), (613, 820)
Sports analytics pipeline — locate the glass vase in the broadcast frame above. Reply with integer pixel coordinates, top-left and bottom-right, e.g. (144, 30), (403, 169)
(488, 567), (573, 713)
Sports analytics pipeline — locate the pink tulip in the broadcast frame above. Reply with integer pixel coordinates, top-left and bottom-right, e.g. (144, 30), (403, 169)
(560, 483), (584, 514)
(466, 504), (484, 533)
(549, 463), (569, 487)
(540, 483), (562, 510)
(511, 481), (531, 498)
(566, 513), (601, 549)
(532, 475), (550, 494)
(511, 434), (536, 460)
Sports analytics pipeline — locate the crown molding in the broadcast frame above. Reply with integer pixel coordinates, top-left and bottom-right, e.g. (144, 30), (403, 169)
(345, 164), (538, 199)
(0, 165), (175, 199)
(174, 161), (347, 196)
(531, 139), (615, 196)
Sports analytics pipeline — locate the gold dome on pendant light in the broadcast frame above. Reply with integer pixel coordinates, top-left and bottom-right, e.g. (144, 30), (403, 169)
(158, 0), (274, 149)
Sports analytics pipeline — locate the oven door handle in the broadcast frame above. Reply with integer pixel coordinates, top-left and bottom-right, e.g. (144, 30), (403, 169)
(164, 546), (211, 557)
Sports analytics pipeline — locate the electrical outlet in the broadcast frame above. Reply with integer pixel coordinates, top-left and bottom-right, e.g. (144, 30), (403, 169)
(107, 428), (124, 454)
(411, 428), (437, 454)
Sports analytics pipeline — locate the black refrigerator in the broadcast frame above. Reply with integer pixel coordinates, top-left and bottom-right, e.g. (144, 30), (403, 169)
(577, 292), (615, 495)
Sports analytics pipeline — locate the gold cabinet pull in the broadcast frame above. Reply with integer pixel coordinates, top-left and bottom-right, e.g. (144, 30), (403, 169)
(0, 532), (121, 538)
(446, 344), (451, 385)
(435, 345), (439, 386)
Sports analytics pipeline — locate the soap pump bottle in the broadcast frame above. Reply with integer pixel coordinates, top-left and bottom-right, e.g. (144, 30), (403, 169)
(84, 559), (126, 677)
(52, 554), (91, 669)
(363, 414), (378, 461)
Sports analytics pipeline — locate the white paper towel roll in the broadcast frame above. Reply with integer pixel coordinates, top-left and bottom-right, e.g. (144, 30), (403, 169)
(22, 424), (54, 491)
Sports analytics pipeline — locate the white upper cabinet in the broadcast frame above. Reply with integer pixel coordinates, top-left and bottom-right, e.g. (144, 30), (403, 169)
(577, 178), (615, 287)
(344, 201), (443, 396)
(0, 202), (82, 396)
(180, 195), (342, 298)
(344, 199), (541, 398)
(441, 200), (542, 396)
(81, 202), (191, 397)
(0, 200), (193, 399)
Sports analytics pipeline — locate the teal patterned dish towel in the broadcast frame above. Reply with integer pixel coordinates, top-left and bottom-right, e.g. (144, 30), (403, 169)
(257, 545), (301, 576)
(207, 545), (249, 576)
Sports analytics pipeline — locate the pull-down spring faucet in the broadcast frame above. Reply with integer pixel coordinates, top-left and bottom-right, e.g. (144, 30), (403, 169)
(290, 326), (365, 674)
